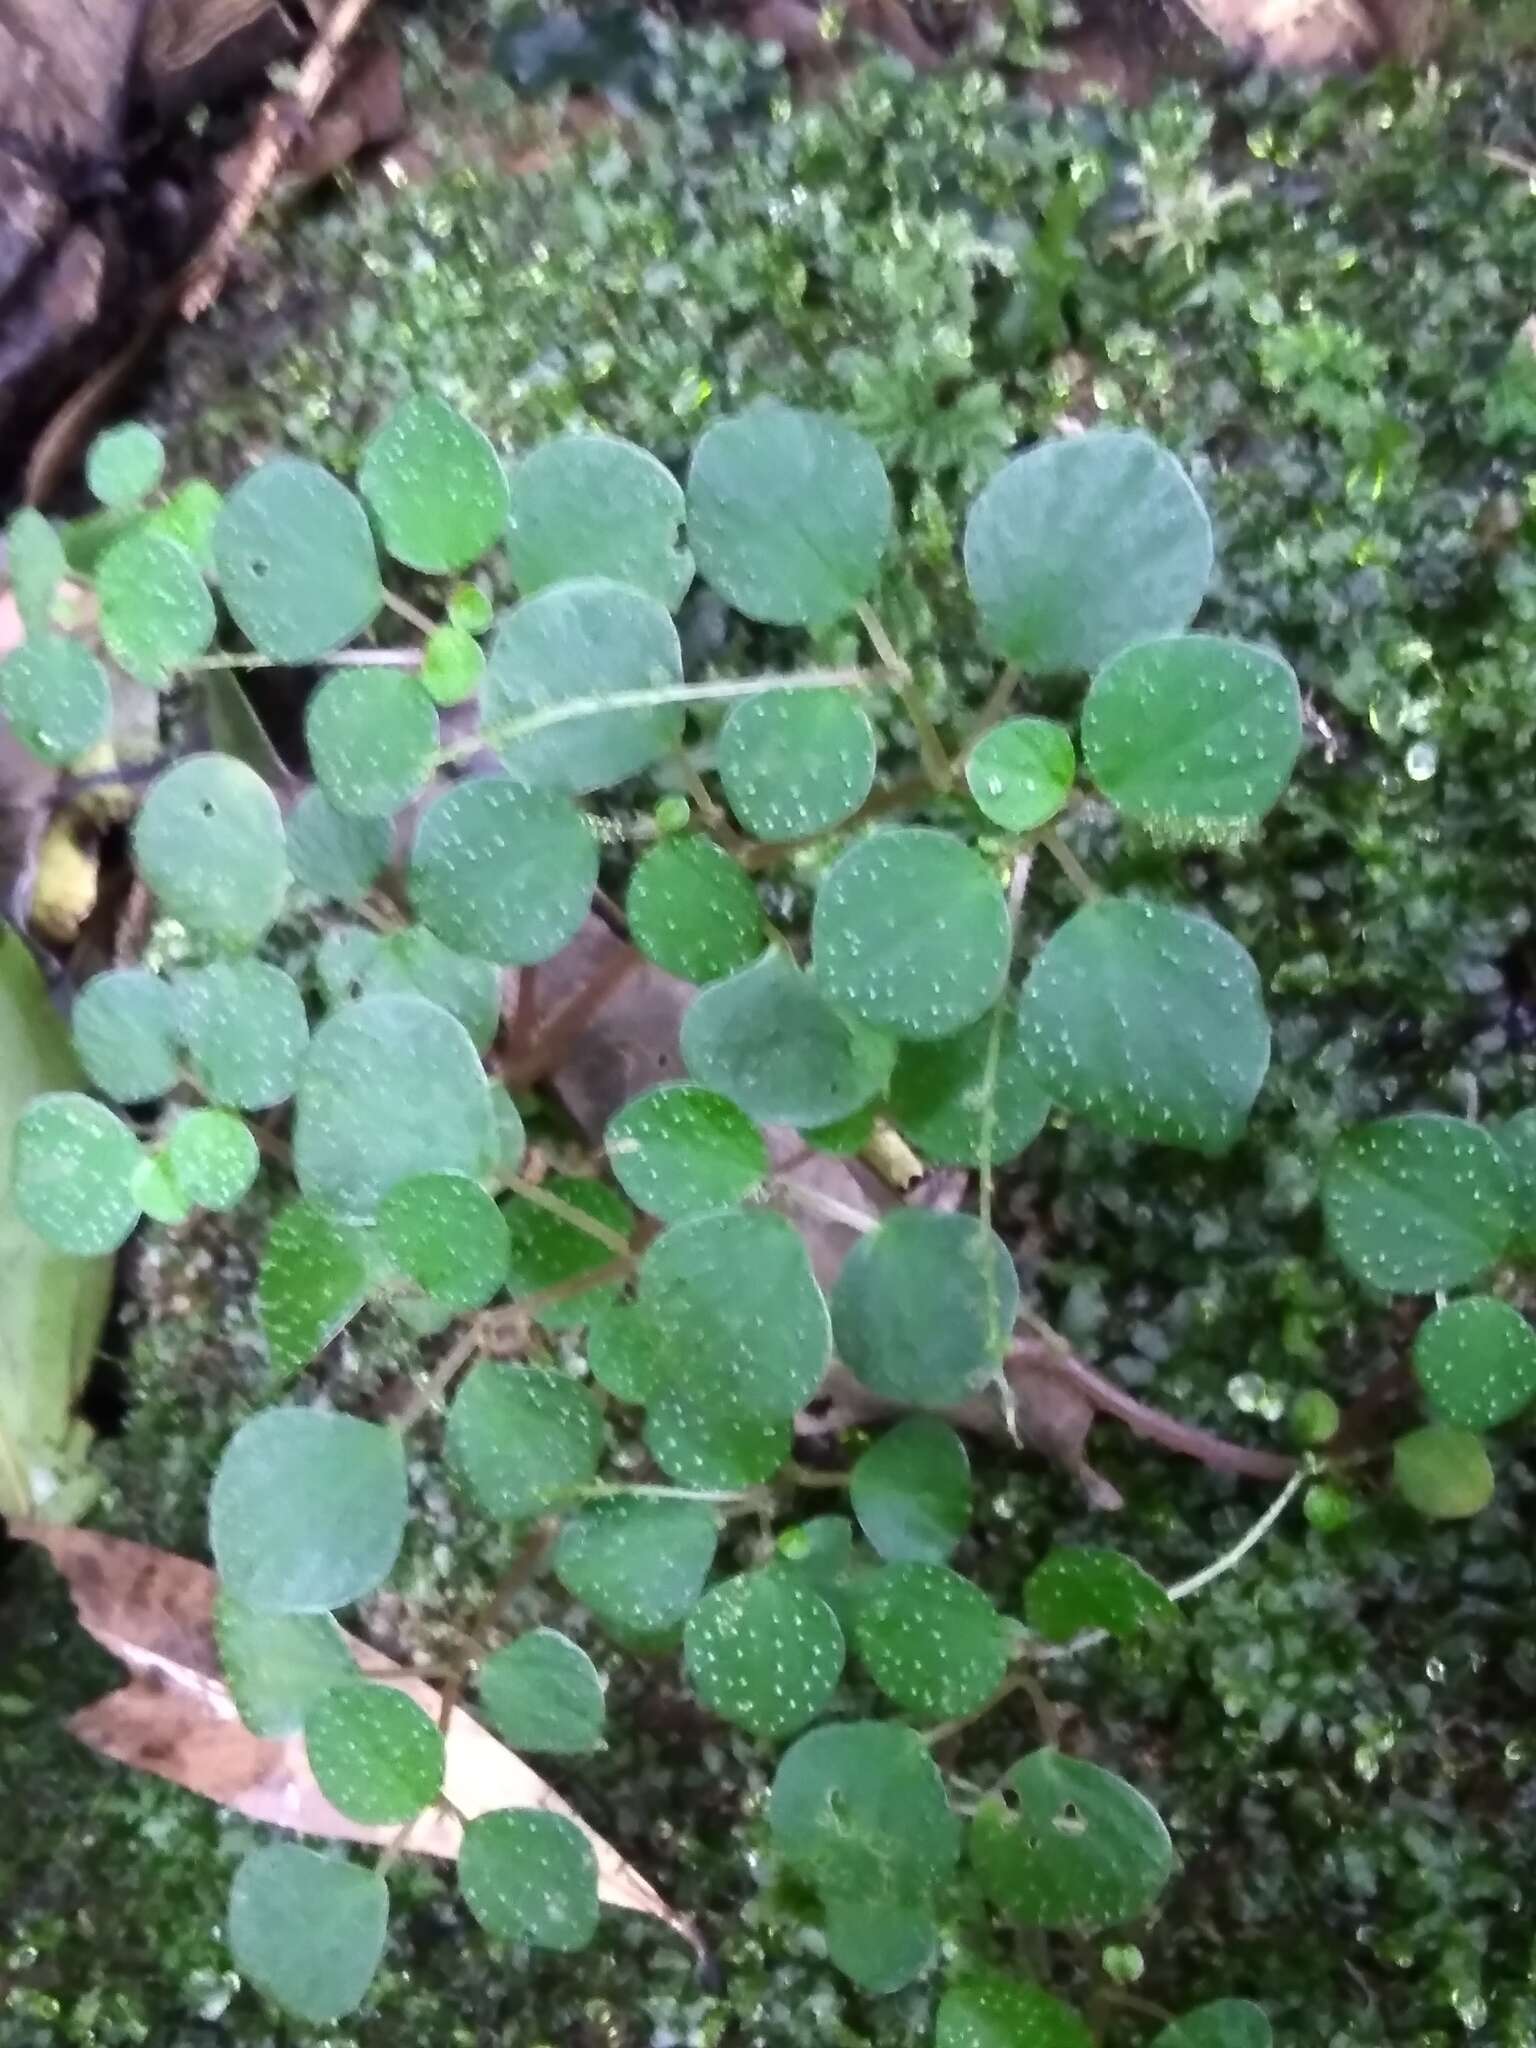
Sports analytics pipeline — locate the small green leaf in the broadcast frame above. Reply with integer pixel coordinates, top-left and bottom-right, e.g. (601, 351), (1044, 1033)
(421, 624), (486, 704)
(97, 529), (215, 687)
(889, 1012), (1050, 1168)
(214, 1593), (355, 1737)
(965, 717), (1076, 832)
(71, 968), (178, 1102)
(1393, 1424), (1495, 1519)
(768, 1720), (959, 1900)
(305, 1679), (445, 1822)
(684, 1569), (845, 1738)
(639, 1207), (830, 1421)
(8, 508), (66, 632)
(287, 789), (392, 905)
(554, 1495), (717, 1634)
(478, 1629), (606, 1754)
(175, 959), (309, 1110)
(133, 754), (290, 946)
(505, 433), (693, 609)
(359, 392), (510, 573)
(681, 948), (893, 1128)
(832, 1209), (1017, 1407)
(0, 632), (110, 764)
(719, 690), (877, 842)
(1149, 2001), (1273, 2048)
(814, 829), (1011, 1042)
(773, 1515), (870, 1626)
(642, 1392), (788, 1489)
(502, 1176), (632, 1326)
(378, 1172), (508, 1310)
(484, 577), (684, 792)
(86, 422), (165, 508)
(585, 1299), (668, 1404)
(688, 405), (892, 627)
(459, 1810), (599, 1951)
(1413, 1294), (1536, 1430)
(824, 1898), (936, 1993)
(937, 1971), (1095, 2048)
(447, 1363), (603, 1520)
(11, 1092), (142, 1254)
(148, 477), (222, 570)
(1496, 1107), (1536, 1257)
(971, 1750), (1174, 1931)
(1024, 1547), (1177, 1644)
(164, 1108), (258, 1211)
(628, 836), (764, 983)
(1083, 634), (1302, 834)
(227, 1844), (387, 2025)
(214, 458), (383, 662)
(605, 1083), (767, 1220)
(260, 1199), (370, 1378)
(307, 666), (438, 819)
(1323, 1115), (1515, 1294)
(293, 994), (495, 1224)
(132, 1150), (192, 1225)
(448, 583), (494, 635)
(965, 430), (1212, 674)
(851, 1417), (971, 1564)
(855, 1562), (1010, 1719)
(1017, 898), (1269, 1154)
(410, 777), (598, 965)
(210, 1406), (407, 1612)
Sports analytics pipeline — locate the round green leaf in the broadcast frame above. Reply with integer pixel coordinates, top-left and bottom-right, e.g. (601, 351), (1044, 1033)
(71, 967), (178, 1102)
(824, 1898), (936, 1993)
(970, 1750), (1174, 1931)
(307, 666), (438, 819)
(287, 788), (392, 905)
(681, 948), (893, 1128)
(447, 1362), (603, 1519)
(719, 690), (877, 842)
(1323, 1115), (1515, 1295)
(293, 993), (494, 1223)
(937, 1972), (1095, 2048)
(639, 1207), (830, 1421)
(1393, 1424), (1495, 1519)
(484, 576), (684, 792)
(133, 754), (289, 946)
(855, 1561), (1009, 1719)
(11, 1091), (142, 1254)
(684, 1569), (845, 1738)
(8, 507), (65, 633)
(260, 1199), (370, 1378)
(0, 632), (110, 764)
(966, 717), (1076, 832)
(628, 836), (764, 983)
(605, 1083), (767, 1220)
(409, 777), (597, 965)
(1082, 634), (1302, 833)
(1024, 1547), (1177, 1644)
(1150, 2002), (1273, 2048)
(86, 422), (164, 508)
(165, 1108), (258, 1210)
(359, 392), (509, 573)
(214, 458), (383, 662)
(585, 1299), (668, 1404)
(502, 1176), (633, 1326)
(768, 1720), (959, 1900)
(175, 959), (309, 1110)
(210, 1406), (407, 1612)
(378, 1171), (508, 1310)
(1413, 1294), (1536, 1430)
(459, 1809), (599, 1951)
(148, 477), (222, 570)
(227, 1844), (386, 2025)
(851, 1417), (971, 1564)
(889, 1012), (1051, 1168)
(1496, 1107), (1536, 1257)
(321, 924), (501, 1054)
(478, 1629), (606, 1755)
(97, 529), (214, 687)
(214, 1594), (355, 1738)
(421, 624), (486, 705)
(449, 583), (494, 634)
(964, 429), (1212, 674)
(832, 1209), (1017, 1406)
(688, 405), (892, 628)
(305, 1679), (445, 1822)
(505, 433), (693, 609)
(813, 829), (1011, 1042)
(1017, 898), (1269, 1155)
(642, 1392), (788, 1489)
(554, 1495), (717, 1634)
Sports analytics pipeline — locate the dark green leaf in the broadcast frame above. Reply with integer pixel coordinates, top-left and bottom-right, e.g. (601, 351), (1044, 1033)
(409, 777), (598, 965)
(1496, 1107), (1536, 1256)
(227, 1844), (387, 2024)
(133, 754), (290, 946)
(478, 1629), (606, 1754)
(1024, 1547), (1177, 1644)
(502, 1176), (632, 1326)
(889, 1012), (1050, 1168)
(71, 968), (179, 1102)
(287, 789), (392, 906)
(681, 948), (893, 1128)
(446, 1362), (603, 1519)
(11, 1092), (142, 1254)
(1149, 2001), (1273, 2048)
(214, 458), (383, 663)
(378, 1171), (509, 1310)
(260, 1199), (370, 1378)
(832, 1209), (1017, 1406)
(459, 1809), (599, 1951)
(719, 690), (877, 842)
(643, 1391), (787, 1489)
(628, 836), (764, 983)
(1413, 1294), (1536, 1430)
(585, 1299), (668, 1404)
(937, 1971), (1095, 2048)
(175, 959), (309, 1110)
(604, 1083), (767, 1220)
(684, 1569), (845, 1737)
(971, 1750), (1174, 1931)
(214, 1593), (355, 1737)
(851, 1417), (971, 1564)
(307, 666), (438, 819)
(554, 1495), (717, 1634)
(505, 433), (692, 609)
(359, 392), (509, 573)
(824, 1898), (936, 1993)
(768, 1720), (959, 1900)
(1323, 1115), (1514, 1294)
(854, 1561), (1010, 1719)
(305, 1679), (445, 1822)
(965, 717), (1076, 832)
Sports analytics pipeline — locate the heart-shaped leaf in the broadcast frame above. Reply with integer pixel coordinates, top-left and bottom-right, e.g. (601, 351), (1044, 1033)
(1323, 1115), (1514, 1294)
(478, 1629), (606, 1755)
(307, 666), (438, 818)
(642, 1392), (788, 1490)
(11, 1091), (142, 1255)
(164, 1108), (259, 1211)
(554, 1495), (717, 1635)
(768, 1719), (959, 1901)
(851, 1417), (971, 1564)
(378, 1171), (509, 1310)
(97, 529), (216, 687)
(1024, 1547), (1177, 1644)
(970, 1750), (1173, 1931)
(175, 959), (309, 1110)
(1412, 1294), (1536, 1430)
(260, 1199), (370, 1378)
(227, 1843), (387, 2024)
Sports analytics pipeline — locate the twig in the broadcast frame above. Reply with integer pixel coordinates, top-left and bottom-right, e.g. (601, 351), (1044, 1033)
(857, 603), (951, 790)
(775, 1181), (880, 1237)
(501, 1175), (634, 1258)
(1041, 826), (1101, 903)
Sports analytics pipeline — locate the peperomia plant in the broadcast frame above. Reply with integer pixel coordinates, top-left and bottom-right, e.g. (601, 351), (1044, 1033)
(5, 394), (1532, 2039)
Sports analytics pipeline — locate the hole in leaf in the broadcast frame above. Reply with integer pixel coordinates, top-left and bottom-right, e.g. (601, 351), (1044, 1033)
(1053, 1801), (1087, 1836)
(251, 558), (270, 579)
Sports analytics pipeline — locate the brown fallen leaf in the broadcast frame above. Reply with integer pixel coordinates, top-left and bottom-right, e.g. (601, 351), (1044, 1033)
(17, 1521), (701, 1951)
(1179, 0), (1378, 66)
